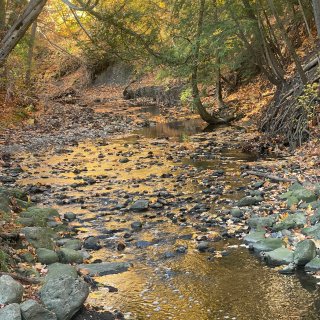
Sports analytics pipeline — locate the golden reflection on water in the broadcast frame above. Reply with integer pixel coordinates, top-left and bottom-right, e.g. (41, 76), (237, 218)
(84, 247), (320, 320)
(14, 138), (320, 320)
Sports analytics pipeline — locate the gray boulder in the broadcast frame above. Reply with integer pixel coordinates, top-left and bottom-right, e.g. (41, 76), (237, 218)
(237, 196), (263, 207)
(19, 207), (60, 227)
(272, 212), (306, 232)
(293, 240), (316, 266)
(292, 188), (317, 203)
(20, 299), (57, 320)
(21, 227), (55, 249)
(252, 238), (283, 253)
(310, 208), (320, 225)
(46, 263), (78, 280)
(130, 199), (149, 211)
(248, 216), (275, 229)
(36, 248), (59, 265)
(302, 224), (320, 239)
(305, 257), (320, 272)
(58, 248), (83, 264)
(243, 231), (266, 245)
(230, 208), (243, 218)
(40, 275), (89, 320)
(196, 241), (210, 252)
(0, 303), (21, 320)
(83, 237), (101, 250)
(0, 275), (24, 304)
(77, 262), (131, 276)
(61, 239), (82, 251)
(303, 225), (320, 238)
(265, 248), (293, 266)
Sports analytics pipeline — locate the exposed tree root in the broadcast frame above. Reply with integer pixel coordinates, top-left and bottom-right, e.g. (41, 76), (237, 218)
(246, 170), (298, 183)
(260, 57), (320, 149)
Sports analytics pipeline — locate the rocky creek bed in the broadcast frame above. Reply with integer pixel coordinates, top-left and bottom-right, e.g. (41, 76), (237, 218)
(0, 102), (320, 320)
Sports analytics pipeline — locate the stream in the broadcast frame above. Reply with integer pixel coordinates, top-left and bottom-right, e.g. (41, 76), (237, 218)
(6, 105), (320, 320)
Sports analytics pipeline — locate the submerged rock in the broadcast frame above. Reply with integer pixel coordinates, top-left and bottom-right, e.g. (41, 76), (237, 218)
(243, 231), (266, 245)
(77, 262), (131, 276)
(196, 241), (211, 252)
(265, 248), (293, 266)
(130, 199), (149, 211)
(83, 237), (101, 250)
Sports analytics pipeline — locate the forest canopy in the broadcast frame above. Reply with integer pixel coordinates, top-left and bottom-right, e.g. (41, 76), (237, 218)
(0, 0), (320, 146)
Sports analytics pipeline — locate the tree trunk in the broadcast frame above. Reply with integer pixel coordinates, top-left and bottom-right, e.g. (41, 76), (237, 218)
(227, 3), (282, 86)
(0, 0), (6, 35)
(312, 0), (320, 39)
(215, 57), (226, 109)
(267, 0), (307, 84)
(191, 0), (234, 124)
(0, 0), (47, 66)
(25, 20), (37, 84)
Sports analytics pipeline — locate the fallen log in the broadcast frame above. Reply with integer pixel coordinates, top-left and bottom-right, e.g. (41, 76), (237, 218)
(246, 170), (298, 183)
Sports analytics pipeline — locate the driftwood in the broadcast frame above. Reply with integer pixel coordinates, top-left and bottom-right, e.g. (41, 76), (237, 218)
(0, 272), (42, 284)
(246, 170), (298, 183)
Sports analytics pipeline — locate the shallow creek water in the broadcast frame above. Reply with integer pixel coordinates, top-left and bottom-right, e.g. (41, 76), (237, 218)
(14, 113), (320, 320)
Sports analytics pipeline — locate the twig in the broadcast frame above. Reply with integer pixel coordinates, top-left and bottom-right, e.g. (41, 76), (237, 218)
(246, 170), (298, 183)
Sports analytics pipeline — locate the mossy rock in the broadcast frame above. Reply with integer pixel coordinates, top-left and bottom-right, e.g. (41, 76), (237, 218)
(19, 207), (59, 227)
(22, 227), (56, 250)
(272, 212), (306, 232)
(265, 248), (293, 266)
(302, 224), (320, 239)
(0, 188), (28, 201)
(248, 215), (276, 229)
(0, 250), (8, 272)
(252, 238), (283, 253)
(0, 193), (11, 216)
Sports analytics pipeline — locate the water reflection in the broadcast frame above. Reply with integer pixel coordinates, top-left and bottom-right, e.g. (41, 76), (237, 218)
(14, 118), (320, 320)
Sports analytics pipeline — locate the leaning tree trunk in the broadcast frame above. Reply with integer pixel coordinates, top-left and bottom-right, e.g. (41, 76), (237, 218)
(25, 20), (37, 84)
(0, 0), (6, 36)
(0, 0), (47, 66)
(267, 0), (307, 84)
(192, 0), (235, 124)
(312, 0), (320, 39)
